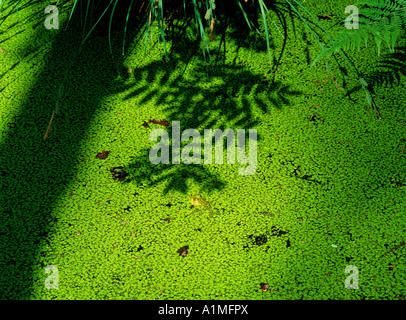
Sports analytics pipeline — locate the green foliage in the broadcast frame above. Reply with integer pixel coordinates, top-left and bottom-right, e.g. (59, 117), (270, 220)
(1, 0), (393, 115)
(312, 0), (406, 65)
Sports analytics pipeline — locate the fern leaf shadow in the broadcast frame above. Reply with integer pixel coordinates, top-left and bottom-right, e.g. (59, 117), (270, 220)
(345, 45), (406, 102)
(126, 149), (226, 195)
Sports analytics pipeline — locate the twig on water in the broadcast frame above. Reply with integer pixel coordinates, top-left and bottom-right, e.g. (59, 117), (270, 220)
(43, 84), (64, 142)
(43, 110), (56, 142)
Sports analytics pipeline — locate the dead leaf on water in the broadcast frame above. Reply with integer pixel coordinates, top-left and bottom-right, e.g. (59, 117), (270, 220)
(177, 246), (189, 257)
(260, 283), (270, 292)
(96, 151), (110, 159)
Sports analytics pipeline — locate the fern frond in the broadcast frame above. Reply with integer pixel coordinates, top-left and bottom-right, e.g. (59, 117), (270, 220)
(312, 0), (406, 67)
(311, 28), (370, 66)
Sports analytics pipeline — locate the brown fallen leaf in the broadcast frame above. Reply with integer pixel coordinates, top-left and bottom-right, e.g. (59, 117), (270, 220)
(148, 119), (170, 126)
(95, 151), (110, 159)
(260, 283), (270, 292)
(0, 48), (8, 53)
(177, 245), (189, 257)
(317, 14), (334, 20)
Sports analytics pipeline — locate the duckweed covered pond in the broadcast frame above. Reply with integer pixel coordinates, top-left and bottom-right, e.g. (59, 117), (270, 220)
(0, 0), (406, 300)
